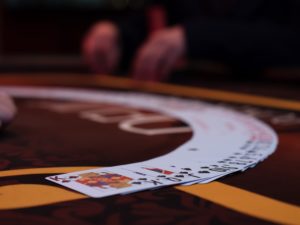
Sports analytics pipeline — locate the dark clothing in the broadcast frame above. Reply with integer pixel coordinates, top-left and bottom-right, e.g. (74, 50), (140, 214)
(118, 0), (300, 70)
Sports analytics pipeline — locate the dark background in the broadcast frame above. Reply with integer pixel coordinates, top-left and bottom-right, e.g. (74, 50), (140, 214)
(0, 0), (147, 55)
(0, 0), (149, 72)
(0, 0), (299, 95)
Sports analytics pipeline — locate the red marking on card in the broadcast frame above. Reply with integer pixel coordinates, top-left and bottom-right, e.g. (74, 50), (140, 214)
(143, 167), (173, 175)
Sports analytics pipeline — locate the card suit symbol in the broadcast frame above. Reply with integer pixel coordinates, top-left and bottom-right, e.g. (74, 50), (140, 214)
(132, 182), (142, 185)
(210, 168), (227, 172)
(175, 175), (184, 178)
(157, 175), (166, 178)
(224, 166), (238, 170)
(179, 171), (188, 174)
(49, 176), (61, 181)
(198, 170), (210, 174)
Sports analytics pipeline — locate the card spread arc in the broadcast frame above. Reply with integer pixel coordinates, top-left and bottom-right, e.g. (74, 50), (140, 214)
(0, 86), (278, 198)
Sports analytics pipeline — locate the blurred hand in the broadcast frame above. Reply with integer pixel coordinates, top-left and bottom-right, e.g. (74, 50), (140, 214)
(82, 22), (120, 74)
(0, 92), (16, 126)
(132, 26), (186, 82)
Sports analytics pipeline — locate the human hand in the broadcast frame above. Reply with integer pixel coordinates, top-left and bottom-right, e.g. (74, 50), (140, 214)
(0, 92), (16, 127)
(132, 26), (186, 82)
(82, 22), (120, 74)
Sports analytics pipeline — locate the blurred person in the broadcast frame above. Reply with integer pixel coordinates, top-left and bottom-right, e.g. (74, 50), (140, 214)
(82, 0), (300, 82)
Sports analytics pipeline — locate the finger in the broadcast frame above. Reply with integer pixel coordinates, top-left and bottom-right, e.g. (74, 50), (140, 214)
(0, 92), (17, 126)
(92, 48), (109, 73)
(106, 45), (120, 73)
(83, 35), (113, 74)
(82, 33), (101, 71)
(157, 47), (180, 81)
(82, 33), (95, 65)
(132, 46), (152, 80)
(132, 42), (167, 81)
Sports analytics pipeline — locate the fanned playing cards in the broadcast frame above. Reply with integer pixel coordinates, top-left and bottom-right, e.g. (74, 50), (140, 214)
(0, 87), (278, 198)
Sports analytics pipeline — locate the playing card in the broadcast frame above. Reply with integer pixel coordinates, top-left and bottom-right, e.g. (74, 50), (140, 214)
(46, 166), (171, 198)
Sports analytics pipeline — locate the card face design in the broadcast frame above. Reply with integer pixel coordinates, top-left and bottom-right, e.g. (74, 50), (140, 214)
(75, 172), (134, 189)
(0, 86), (278, 198)
(47, 167), (170, 197)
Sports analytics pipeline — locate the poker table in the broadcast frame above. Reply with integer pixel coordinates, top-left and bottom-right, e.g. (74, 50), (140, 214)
(0, 74), (299, 225)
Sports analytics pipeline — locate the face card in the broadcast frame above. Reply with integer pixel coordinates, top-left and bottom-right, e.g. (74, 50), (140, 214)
(46, 166), (171, 197)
